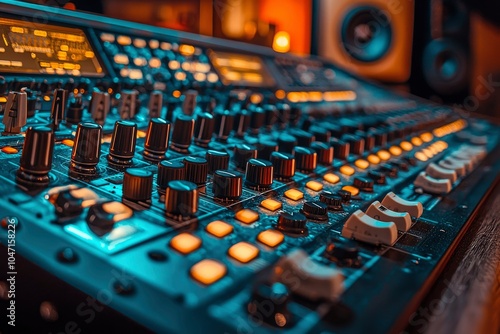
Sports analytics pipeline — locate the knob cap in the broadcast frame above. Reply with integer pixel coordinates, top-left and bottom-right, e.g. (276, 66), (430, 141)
(157, 160), (185, 193)
(294, 147), (317, 172)
(249, 107), (265, 134)
(263, 104), (278, 128)
(89, 91), (110, 125)
(257, 140), (279, 159)
(123, 168), (153, 204)
(212, 170), (243, 200)
(310, 126), (331, 143)
(301, 201), (328, 221)
(325, 240), (361, 267)
(50, 88), (66, 130)
(16, 126), (54, 187)
(311, 141), (334, 165)
(342, 134), (364, 155)
(245, 158), (273, 189)
(233, 109), (250, 137)
(276, 103), (291, 128)
(86, 201), (133, 236)
(148, 91), (163, 118)
(337, 189), (352, 203)
(206, 150), (230, 173)
(143, 118), (171, 162)
(108, 120), (137, 165)
(270, 152), (295, 181)
(165, 180), (198, 218)
(193, 112), (214, 147)
(319, 191), (343, 210)
(70, 122), (102, 175)
(170, 115), (195, 153)
(379, 163), (398, 178)
(233, 144), (257, 169)
(353, 176), (374, 192)
(277, 212), (307, 234)
(214, 110), (234, 141)
(368, 170), (386, 185)
(119, 90), (138, 120)
(66, 94), (84, 124)
(184, 156), (208, 185)
(290, 129), (315, 147)
(330, 139), (350, 160)
(277, 133), (297, 154)
(370, 129), (387, 147)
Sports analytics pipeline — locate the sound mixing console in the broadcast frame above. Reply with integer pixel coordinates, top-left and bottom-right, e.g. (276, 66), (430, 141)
(0, 1), (499, 333)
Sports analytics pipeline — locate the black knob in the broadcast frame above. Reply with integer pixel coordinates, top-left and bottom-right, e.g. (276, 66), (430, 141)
(276, 103), (290, 128)
(70, 122), (102, 175)
(123, 168), (153, 204)
(342, 134), (364, 155)
(270, 152), (295, 181)
(289, 106), (302, 126)
(233, 109), (250, 137)
(66, 94), (84, 124)
(404, 156), (417, 166)
(300, 201), (328, 221)
(276, 212), (307, 234)
(214, 110), (234, 141)
(143, 118), (171, 162)
(324, 239), (361, 267)
(367, 170), (386, 185)
(50, 89), (66, 130)
(245, 158), (273, 189)
(157, 160), (185, 194)
(319, 191), (343, 210)
(311, 141), (334, 165)
(86, 201), (133, 236)
(184, 156), (208, 185)
(212, 170), (243, 200)
(294, 147), (317, 172)
(277, 134), (297, 154)
(289, 129), (315, 147)
(108, 120), (137, 165)
(233, 144), (257, 169)
(370, 129), (387, 147)
(356, 130), (375, 152)
(337, 189), (352, 203)
(170, 115), (195, 153)
(257, 140), (278, 159)
(379, 163), (398, 178)
(248, 283), (291, 328)
(206, 150), (230, 173)
(263, 104), (278, 128)
(310, 126), (331, 143)
(148, 91), (163, 118)
(165, 180), (198, 218)
(51, 187), (98, 218)
(391, 159), (409, 172)
(119, 90), (138, 120)
(249, 107), (266, 134)
(330, 138), (350, 160)
(88, 91), (110, 125)
(193, 112), (214, 147)
(16, 126), (54, 187)
(353, 176), (374, 192)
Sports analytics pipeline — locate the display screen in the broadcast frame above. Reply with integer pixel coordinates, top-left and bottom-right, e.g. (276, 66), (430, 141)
(0, 18), (104, 76)
(208, 50), (275, 87)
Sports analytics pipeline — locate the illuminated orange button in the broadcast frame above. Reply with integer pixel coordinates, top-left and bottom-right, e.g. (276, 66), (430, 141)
(400, 141), (413, 151)
(206, 220), (233, 238)
(342, 185), (359, 196)
(257, 230), (284, 248)
(228, 242), (259, 263)
(411, 137), (423, 147)
(62, 139), (74, 147)
(190, 259), (226, 285)
(306, 180), (323, 191)
(284, 189), (303, 201)
(235, 209), (259, 224)
(354, 159), (369, 170)
(367, 154), (380, 165)
(323, 173), (340, 184)
(389, 146), (402, 156)
(340, 165), (355, 176)
(170, 233), (202, 254)
(422, 148), (434, 158)
(260, 198), (282, 211)
(377, 150), (391, 161)
(137, 130), (147, 138)
(420, 132), (433, 143)
(1, 146), (18, 154)
(415, 152), (428, 162)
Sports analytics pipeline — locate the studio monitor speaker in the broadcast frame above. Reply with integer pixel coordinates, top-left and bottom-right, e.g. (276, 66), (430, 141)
(314, 0), (415, 83)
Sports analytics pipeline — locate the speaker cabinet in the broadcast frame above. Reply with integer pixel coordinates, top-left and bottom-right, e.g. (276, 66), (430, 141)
(315, 0), (415, 83)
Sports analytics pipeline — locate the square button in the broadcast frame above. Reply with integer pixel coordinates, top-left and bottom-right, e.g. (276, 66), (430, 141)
(190, 259), (226, 285)
(284, 189), (303, 201)
(228, 242), (259, 263)
(170, 233), (202, 254)
(377, 150), (391, 161)
(342, 185), (359, 196)
(323, 173), (340, 184)
(367, 154), (380, 165)
(257, 230), (284, 247)
(260, 198), (282, 211)
(340, 165), (355, 176)
(306, 180), (323, 191)
(206, 220), (233, 238)
(354, 159), (369, 170)
(235, 209), (259, 224)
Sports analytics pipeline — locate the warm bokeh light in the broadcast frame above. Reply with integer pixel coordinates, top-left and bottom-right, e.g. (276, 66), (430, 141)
(273, 31), (290, 53)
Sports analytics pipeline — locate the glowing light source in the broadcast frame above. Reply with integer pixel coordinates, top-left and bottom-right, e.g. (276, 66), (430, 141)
(273, 31), (290, 53)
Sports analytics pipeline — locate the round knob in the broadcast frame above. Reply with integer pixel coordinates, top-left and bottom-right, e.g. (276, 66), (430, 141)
(342, 134), (364, 155)
(368, 170), (386, 185)
(212, 170), (243, 201)
(51, 187), (98, 218)
(319, 191), (343, 210)
(310, 126), (331, 143)
(289, 129), (315, 147)
(330, 138), (350, 160)
(370, 129), (387, 147)
(337, 189), (352, 203)
(16, 126), (54, 187)
(165, 180), (198, 218)
(300, 201), (328, 221)
(170, 114), (195, 153)
(184, 156), (208, 185)
(325, 240), (361, 267)
(294, 147), (317, 172)
(194, 112), (214, 147)
(233, 109), (250, 137)
(86, 201), (133, 236)
(88, 91), (110, 125)
(233, 144), (257, 169)
(276, 212), (307, 234)
(276, 103), (290, 128)
(118, 90), (138, 119)
(270, 152), (295, 181)
(206, 150), (229, 173)
(257, 140), (278, 159)
(289, 106), (301, 126)
(70, 122), (102, 175)
(123, 168), (153, 204)
(311, 141), (334, 165)
(66, 94), (84, 124)
(277, 133), (297, 154)
(249, 107), (265, 134)
(143, 118), (171, 162)
(245, 159), (273, 189)
(379, 163), (398, 178)
(263, 104), (277, 128)
(108, 120), (137, 165)
(356, 130), (375, 152)
(214, 110), (234, 141)
(157, 160), (185, 194)
(353, 176), (374, 192)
